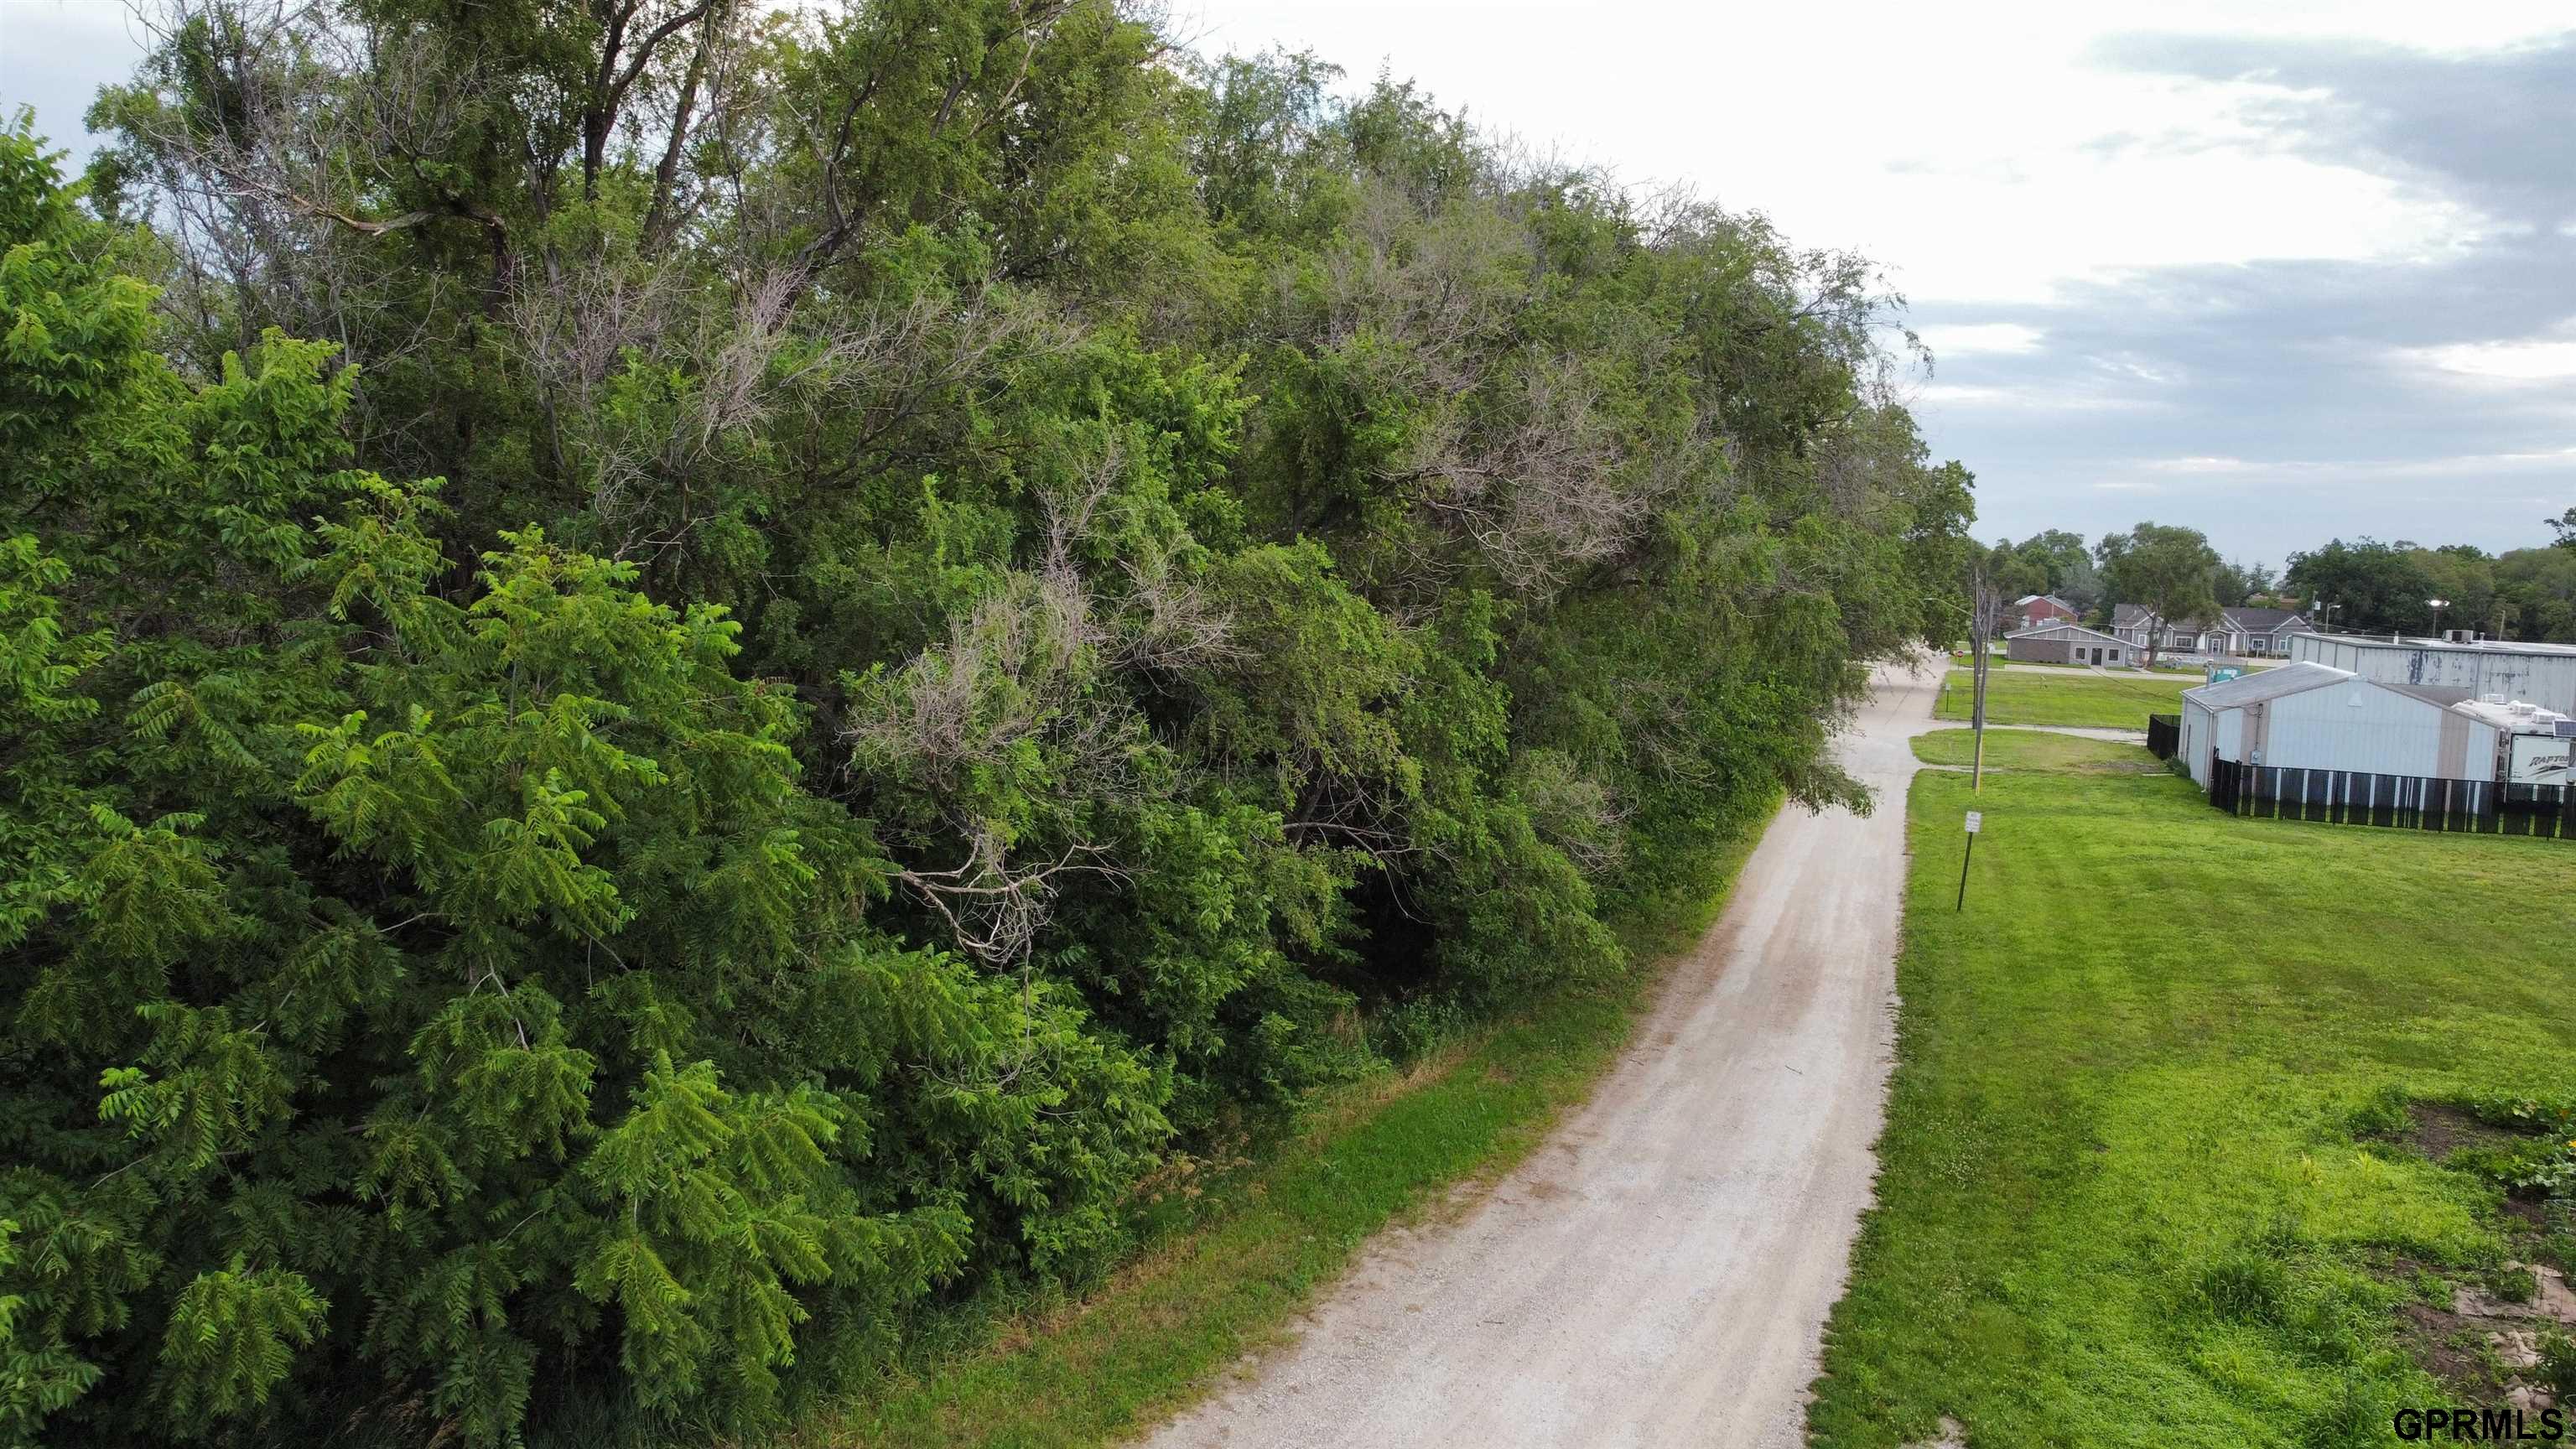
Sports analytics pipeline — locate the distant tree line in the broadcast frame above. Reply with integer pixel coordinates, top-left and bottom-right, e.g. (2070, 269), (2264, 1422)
(1976, 512), (2576, 644)
(0, 2), (1975, 1443)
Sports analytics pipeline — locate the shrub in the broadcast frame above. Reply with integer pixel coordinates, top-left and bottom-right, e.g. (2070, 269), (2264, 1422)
(0, 137), (1163, 1446)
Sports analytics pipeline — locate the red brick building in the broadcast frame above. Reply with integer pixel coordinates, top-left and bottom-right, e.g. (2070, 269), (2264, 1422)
(2010, 594), (2078, 631)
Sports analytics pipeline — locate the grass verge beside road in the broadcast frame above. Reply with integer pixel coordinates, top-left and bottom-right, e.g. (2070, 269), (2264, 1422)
(1934, 667), (2191, 730)
(1909, 728), (2165, 775)
(802, 821), (1773, 1449)
(1810, 735), (2576, 1447)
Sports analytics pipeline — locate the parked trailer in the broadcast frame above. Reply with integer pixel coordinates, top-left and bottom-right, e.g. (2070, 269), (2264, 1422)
(2450, 697), (2576, 787)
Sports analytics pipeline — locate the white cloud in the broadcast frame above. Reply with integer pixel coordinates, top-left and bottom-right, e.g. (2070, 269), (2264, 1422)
(2141, 455), (2257, 473)
(1913, 382), (2167, 413)
(2111, 447), (2576, 491)
(2407, 331), (2576, 382)
(1918, 323), (2045, 356)
(1178, 1), (2553, 304)
(2088, 352), (2186, 385)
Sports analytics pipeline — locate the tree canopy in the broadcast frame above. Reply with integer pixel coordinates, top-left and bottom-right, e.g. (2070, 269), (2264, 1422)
(2095, 522), (2220, 662)
(1972, 515), (2576, 647)
(0, 4), (1973, 1442)
(2283, 537), (2576, 640)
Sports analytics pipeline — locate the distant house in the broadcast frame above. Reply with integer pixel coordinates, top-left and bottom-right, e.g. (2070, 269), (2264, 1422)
(2112, 604), (2315, 658)
(2112, 604), (2204, 655)
(2005, 621), (2128, 667)
(2010, 594), (2078, 631)
(2220, 605), (2316, 658)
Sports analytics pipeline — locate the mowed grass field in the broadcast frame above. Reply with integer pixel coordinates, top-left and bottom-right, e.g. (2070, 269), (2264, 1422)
(1933, 667), (2193, 730)
(1810, 732), (2576, 1448)
(1910, 728), (2171, 775)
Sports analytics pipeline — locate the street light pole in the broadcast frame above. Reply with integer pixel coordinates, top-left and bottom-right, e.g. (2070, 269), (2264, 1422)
(2428, 596), (2449, 639)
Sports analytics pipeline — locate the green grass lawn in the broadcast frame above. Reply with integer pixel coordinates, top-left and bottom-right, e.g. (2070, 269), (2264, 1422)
(1810, 740), (2576, 1447)
(1933, 667), (2193, 730)
(1909, 728), (2165, 775)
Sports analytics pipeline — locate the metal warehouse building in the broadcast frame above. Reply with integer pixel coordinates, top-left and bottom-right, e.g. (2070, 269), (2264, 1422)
(2178, 662), (2496, 790)
(2288, 633), (2576, 715)
(2004, 621), (2129, 667)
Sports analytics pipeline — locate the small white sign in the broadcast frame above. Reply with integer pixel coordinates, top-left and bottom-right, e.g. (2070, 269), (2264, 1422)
(1964, 811), (1983, 834)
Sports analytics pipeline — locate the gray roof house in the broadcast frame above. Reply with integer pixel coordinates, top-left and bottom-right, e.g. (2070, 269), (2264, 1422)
(2004, 621), (2129, 667)
(2112, 604), (2315, 658)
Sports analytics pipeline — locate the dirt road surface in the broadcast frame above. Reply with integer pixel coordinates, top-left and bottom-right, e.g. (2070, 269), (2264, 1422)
(1132, 659), (1944, 1449)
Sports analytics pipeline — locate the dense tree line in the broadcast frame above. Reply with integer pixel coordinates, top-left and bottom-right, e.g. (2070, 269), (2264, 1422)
(1981, 517), (2576, 645)
(2283, 537), (2576, 641)
(0, 3), (1971, 1443)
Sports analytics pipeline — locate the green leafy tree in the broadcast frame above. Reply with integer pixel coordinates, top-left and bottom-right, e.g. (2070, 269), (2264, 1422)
(1981, 542), (2048, 605)
(2213, 558), (2277, 610)
(2097, 522), (2222, 667)
(12, 2), (1983, 1436)
(2281, 538), (2438, 636)
(0, 129), (1162, 1446)
(2011, 528), (2100, 611)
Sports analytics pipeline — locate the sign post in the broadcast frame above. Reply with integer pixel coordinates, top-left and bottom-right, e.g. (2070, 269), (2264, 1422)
(1955, 810), (1981, 912)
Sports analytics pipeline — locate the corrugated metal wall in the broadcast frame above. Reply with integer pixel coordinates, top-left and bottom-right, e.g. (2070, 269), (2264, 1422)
(2247, 678), (2499, 778)
(2288, 636), (2576, 714)
(2182, 699), (2215, 787)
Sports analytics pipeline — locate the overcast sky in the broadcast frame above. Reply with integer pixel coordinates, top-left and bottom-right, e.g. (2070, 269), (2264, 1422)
(8, 1), (2573, 566)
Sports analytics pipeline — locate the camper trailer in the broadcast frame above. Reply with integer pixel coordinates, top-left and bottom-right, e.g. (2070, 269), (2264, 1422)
(2451, 697), (2576, 787)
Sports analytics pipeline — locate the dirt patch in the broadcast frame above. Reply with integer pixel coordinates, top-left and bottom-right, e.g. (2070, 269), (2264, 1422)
(2459, 1265), (2576, 1327)
(2404, 1103), (2523, 1162)
(2371, 1111), (2576, 1407)
(1899, 1416), (1967, 1449)
(2396, 1300), (2505, 1393)
(2386, 1261), (2576, 1409)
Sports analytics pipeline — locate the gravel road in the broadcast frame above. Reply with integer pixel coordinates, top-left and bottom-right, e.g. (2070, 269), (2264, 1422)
(1132, 657), (1944, 1449)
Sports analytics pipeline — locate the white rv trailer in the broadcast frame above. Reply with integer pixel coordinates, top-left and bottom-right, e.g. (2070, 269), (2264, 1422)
(2450, 697), (2576, 787)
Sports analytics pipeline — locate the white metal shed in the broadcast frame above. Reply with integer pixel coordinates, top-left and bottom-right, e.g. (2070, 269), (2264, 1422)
(2178, 662), (2500, 789)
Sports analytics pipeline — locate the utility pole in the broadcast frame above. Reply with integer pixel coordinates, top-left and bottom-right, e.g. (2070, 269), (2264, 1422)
(1968, 562), (2001, 792)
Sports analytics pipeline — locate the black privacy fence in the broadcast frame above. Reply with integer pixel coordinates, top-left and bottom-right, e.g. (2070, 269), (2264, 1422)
(2207, 756), (2576, 839)
(2147, 714), (2180, 761)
